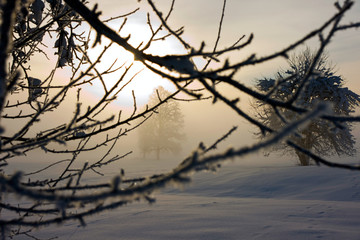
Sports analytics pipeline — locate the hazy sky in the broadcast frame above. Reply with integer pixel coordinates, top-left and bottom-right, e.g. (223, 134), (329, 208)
(5, 1), (359, 184)
(90, 0), (360, 90)
(24, 1), (359, 162)
(80, 0), (360, 158)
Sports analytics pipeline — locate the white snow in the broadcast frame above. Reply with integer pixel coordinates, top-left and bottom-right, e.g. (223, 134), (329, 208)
(18, 158), (360, 240)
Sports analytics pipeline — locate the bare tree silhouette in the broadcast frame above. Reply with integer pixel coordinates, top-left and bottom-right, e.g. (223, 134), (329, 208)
(0, 0), (359, 238)
(253, 48), (360, 165)
(138, 86), (185, 159)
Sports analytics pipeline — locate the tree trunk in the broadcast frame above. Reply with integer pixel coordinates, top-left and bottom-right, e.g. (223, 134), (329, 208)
(295, 150), (310, 166)
(156, 146), (160, 160)
(295, 129), (314, 166)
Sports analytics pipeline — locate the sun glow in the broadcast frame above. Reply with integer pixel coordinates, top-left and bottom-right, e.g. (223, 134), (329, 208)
(82, 21), (184, 107)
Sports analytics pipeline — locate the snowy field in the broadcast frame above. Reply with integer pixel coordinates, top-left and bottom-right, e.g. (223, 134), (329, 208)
(13, 157), (360, 240)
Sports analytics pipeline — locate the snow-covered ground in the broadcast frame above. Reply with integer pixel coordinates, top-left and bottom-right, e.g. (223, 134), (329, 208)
(17, 159), (360, 240)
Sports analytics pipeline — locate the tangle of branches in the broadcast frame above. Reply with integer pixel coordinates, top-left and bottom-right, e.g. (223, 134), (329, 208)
(0, 0), (359, 238)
